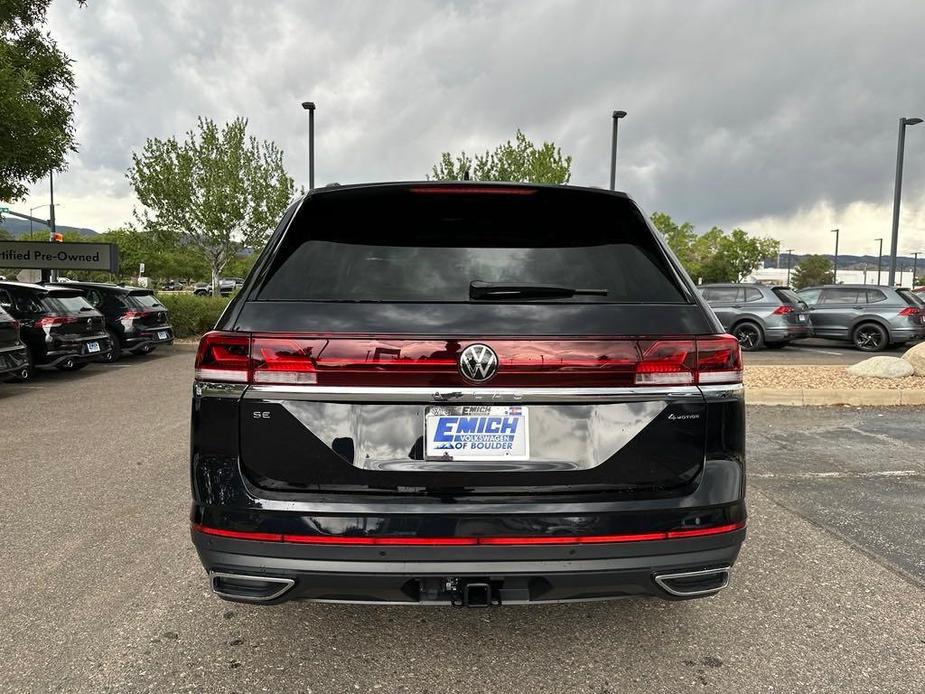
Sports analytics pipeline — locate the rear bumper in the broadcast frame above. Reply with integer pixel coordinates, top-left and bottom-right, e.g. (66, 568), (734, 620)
(124, 325), (174, 349)
(192, 527), (744, 604)
(40, 335), (112, 366)
(765, 324), (812, 342)
(890, 326), (925, 342)
(0, 344), (28, 376)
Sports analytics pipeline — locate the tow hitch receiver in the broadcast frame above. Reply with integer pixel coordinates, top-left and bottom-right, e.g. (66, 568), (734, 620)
(447, 578), (497, 607)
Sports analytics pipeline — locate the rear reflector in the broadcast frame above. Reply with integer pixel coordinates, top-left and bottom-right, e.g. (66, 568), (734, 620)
(194, 332), (742, 387)
(192, 521), (745, 545)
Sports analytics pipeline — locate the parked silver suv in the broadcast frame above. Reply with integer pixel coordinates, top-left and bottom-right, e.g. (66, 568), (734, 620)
(796, 285), (925, 352)
(700, 284), (812, 351)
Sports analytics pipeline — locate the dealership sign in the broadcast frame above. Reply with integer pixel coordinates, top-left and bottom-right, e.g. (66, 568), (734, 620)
(0, 241), (119, 272)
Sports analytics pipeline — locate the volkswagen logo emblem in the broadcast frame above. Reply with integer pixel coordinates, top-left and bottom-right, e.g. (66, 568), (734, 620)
(459, 343), (498, 383)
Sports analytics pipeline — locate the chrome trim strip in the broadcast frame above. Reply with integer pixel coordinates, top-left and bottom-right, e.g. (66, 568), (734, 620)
(698, 383), (745, 400)
(242, 384), (706, 403)
(209, 571), (295, 602)
(194, 381), (247, 399)
(653, 566), (730, 597)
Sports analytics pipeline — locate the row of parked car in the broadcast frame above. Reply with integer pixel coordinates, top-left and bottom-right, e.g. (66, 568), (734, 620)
(700, 283), (925, 351)
(0, 280), (174, 382)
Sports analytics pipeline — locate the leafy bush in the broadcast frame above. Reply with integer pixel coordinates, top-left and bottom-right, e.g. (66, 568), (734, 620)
(156, 293), (230, 338)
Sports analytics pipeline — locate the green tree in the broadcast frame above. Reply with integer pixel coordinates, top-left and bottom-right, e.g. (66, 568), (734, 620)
(652, 212), (778, 283)
(0, 227), (12, 240)
(128, 117), (296, 295)
(791, 255), (834, 289)
(430, 130), (571, 184)
(0, 0), (76, 201)
(701, 228), (780, 283)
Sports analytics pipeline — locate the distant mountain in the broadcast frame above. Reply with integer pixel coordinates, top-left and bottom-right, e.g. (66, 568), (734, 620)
(766, 253), (921, 270)
(0, 216), (99, 239)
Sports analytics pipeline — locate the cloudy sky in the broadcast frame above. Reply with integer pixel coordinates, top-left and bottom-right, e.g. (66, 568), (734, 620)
(20, 0), (925, 257)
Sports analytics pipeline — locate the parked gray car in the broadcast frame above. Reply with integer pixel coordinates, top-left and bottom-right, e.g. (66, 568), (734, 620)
(700, 283), (812, 350)
(796, 285), (925, 352)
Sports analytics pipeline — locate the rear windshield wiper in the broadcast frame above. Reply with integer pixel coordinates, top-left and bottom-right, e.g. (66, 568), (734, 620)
(469, 280), (608, 300)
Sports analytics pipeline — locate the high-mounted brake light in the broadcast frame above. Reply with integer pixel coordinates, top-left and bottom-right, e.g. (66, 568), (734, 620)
(772, 305), (794, 315)
(409, 186), (537, 195)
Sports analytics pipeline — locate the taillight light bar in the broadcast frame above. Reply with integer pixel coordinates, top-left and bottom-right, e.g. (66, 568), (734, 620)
(898, 306), (921, 317)
(192, 521), (745, 545)
(35, 315), (77, 328)
(772, 305), (794, 315)
(194, 332), (742, 387)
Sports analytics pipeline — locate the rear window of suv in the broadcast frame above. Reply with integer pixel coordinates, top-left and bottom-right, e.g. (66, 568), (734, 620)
(257, 188), (688, 304)
(42, 292), (94, 313)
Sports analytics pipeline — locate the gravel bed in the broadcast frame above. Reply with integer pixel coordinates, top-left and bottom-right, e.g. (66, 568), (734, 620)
(745, 365), (924, 390)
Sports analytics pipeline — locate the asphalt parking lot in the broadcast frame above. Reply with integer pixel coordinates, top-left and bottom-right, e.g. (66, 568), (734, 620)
(743, 338), (910, 365)
(1, 347), (924, 693)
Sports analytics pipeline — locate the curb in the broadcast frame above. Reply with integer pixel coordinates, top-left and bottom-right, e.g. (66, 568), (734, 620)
(747, 388), (925, 406)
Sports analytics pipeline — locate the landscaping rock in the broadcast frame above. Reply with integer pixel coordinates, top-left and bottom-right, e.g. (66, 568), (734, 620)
(846, 356), (915, 379)
(901, 342), (925, 376)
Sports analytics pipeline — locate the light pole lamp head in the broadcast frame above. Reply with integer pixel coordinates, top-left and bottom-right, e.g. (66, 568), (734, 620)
(301, 101), (316, 111)
(613, 110), (627, 120)
(904, 117), (923, 126)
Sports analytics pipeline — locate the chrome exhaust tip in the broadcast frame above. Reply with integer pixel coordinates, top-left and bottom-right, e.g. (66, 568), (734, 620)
(209, 571), (295, 602)
(654, 566), (730, 597)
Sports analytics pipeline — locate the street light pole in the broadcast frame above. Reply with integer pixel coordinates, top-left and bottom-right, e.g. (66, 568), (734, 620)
(831, 228), (839, 284)
(301, 101), (316, 190)
(874, 237), (883, 285)
(785, 248), (794, 286)
(888, 116), (923, 285)
(609, 110), (627, 191)
(913, 251), (920, 287)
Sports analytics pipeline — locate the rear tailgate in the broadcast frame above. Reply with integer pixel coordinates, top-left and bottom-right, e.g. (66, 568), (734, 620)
(771, 287), (811, 326)
(209, 185), (734, 495)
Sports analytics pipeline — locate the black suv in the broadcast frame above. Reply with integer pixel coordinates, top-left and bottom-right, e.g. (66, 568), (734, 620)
(0, 305), (29, 381)
(0, 281), (111, 377)
(191, 183), (746, 606)
(49, 282), (174, 361)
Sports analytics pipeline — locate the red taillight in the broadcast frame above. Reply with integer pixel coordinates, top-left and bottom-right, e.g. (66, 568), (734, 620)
(194, 331), (251, 382)
(193, 334), (742, 387)
(35, 315), (77, 328)
(898, 307), (921, 317)
(695, 335), (743, 385)
(192, 521), (745, 545)
(772, 305), (794, 315)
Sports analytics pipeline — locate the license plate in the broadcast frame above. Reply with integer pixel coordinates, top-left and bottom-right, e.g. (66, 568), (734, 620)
(157, 330), (169, 340)
(424, 405), (529, 461)
(86, 341), (100, 353)
(798, 314), (806, 322)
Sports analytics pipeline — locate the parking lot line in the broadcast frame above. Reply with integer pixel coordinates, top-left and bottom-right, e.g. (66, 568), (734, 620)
(751, 470), (920, 480)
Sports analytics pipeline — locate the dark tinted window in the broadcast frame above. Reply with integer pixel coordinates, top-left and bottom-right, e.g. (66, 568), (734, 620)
(704, 287), (741, 302)
(897, 289), (924, 306)
(258, 188), (687, 304)
(820, 288), (860, 305)
(128, 292), (164, 308)
(43, 293), (94, 313)
(772, 288), (805, 307)
(798, 288), (821, 305)
(744, 287), (763, 302)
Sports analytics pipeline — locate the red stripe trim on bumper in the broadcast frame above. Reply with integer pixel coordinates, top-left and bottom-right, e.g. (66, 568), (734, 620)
(192, 521), (745, 546)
